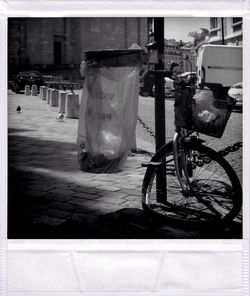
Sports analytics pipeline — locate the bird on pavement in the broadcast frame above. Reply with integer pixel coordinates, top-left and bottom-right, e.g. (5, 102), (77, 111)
(16, 106), (21, 113)
(56, 112), (64, 122)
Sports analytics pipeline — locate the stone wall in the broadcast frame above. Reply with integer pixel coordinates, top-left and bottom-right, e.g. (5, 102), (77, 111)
(8, 17), (148, 77)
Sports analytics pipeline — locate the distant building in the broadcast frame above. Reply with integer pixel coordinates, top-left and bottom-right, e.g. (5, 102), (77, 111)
(164, 41), (196, 73)
(208, 17), (243, 45)
(8, 17), (149, 79)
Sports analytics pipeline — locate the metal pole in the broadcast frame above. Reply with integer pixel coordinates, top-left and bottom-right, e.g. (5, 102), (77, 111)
(154, 17), (167, 203)
(180, 47), (183, 72)
(179, 40), (184, 73)
(221, 18), (225, 45)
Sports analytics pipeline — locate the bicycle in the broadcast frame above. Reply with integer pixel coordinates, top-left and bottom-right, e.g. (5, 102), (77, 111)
(141, 65), (242, 225)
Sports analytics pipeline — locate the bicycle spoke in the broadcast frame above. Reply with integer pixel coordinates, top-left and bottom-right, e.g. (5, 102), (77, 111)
(142, 141), (242, 224)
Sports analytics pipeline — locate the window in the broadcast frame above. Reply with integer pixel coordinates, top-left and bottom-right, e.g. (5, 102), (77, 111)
(233, 18), (242, 24)
(233, 24), (242, 32)
(54, 35), (65, 65)
(210, 30), (218, 37)
(232, 17), (242, 32)
(54, 41), (62, 65)
(210, 18), (218, 29)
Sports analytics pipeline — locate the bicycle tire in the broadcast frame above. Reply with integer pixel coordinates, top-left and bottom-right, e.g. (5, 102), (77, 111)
(142, 139), (242, 224)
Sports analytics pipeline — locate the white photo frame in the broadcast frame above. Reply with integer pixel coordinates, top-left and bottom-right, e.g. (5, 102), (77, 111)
(1, 0), (249, 295)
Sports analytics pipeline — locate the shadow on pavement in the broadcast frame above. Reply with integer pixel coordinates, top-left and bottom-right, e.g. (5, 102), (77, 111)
(8, 205), (242, 239)
(8, 128), (242, 240)
(96, 208), (242, 239)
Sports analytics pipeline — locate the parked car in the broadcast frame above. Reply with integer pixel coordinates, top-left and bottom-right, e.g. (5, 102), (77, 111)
(8, 80), (16, 92)
(152, 77), (175, 98)
(139, 70), (175, 98)
(15, 71), (45, 93)
(139, 70), (155, 97)
(228, 82), (243, 109)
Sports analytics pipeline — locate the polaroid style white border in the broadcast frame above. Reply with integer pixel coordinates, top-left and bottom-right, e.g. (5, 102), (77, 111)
(1, 0), (249, 295)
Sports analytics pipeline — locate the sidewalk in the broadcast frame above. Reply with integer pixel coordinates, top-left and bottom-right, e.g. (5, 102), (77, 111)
(8, 91), (241, 239)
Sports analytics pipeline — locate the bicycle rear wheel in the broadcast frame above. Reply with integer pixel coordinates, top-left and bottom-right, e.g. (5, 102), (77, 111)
(142, 140), (242, 224)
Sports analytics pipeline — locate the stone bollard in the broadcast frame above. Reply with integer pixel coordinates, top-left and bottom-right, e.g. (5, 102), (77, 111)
(58, 91), (67, 113)
(25, 85), (30, 95)
(40, 86), (47, 100)
(65, 93), (79, 118)
(43, 86), (48, 100)
(31, 85), (38, 96)
(50, 89), (59, 107)
(39, 86), (43, 99)
(39, 86), (43, 97)
(46, 88), (52, 104)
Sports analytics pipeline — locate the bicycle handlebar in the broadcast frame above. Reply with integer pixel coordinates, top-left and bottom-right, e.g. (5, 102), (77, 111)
(148, 67), (198, 90)
(148, 70), (188, 86)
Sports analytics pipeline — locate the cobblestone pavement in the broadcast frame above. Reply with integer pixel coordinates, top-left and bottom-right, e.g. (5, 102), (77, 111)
(8, 91), (242, 239)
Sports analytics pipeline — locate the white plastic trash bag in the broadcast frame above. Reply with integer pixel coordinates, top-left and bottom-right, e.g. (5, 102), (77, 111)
(77, 49), (143, 173)
(192, 89), (223, 128)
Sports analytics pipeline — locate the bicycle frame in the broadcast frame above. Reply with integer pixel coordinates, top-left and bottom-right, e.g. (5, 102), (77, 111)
(150, 64), (204, 196)
(142, 63), (242, 225)
(173, 131), (198, 193)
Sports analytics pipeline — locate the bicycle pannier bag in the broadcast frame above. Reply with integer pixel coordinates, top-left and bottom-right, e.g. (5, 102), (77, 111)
(174, 85), (236, 138)
(192, 88), (236, 138)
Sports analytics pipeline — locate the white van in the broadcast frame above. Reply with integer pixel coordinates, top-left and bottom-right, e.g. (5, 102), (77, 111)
(196, 44), (242, 89)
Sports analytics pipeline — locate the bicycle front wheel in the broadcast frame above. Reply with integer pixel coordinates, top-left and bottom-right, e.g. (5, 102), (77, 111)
(142, 140), (242, 224)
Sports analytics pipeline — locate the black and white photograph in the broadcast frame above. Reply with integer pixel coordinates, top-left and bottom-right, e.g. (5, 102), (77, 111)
(8, 17), (243, 239)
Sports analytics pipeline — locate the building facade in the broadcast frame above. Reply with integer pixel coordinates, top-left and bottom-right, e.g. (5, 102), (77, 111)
(209, 17), (243, 45)
(8, 17), (149, 79)
(164, 43), (196, 73)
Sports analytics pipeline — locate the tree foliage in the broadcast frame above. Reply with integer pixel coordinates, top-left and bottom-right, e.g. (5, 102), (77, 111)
(188, 28), (209, 45)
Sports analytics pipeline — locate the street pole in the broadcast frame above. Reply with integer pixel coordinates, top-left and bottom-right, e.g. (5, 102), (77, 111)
(179, 40), (184, 73)
(180, 47), (183, 72)
(154, 17), (167, 203)
(221, 18), (225, 45)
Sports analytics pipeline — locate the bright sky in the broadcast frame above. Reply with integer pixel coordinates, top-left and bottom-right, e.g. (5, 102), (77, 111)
(164, 17), (210, 42)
